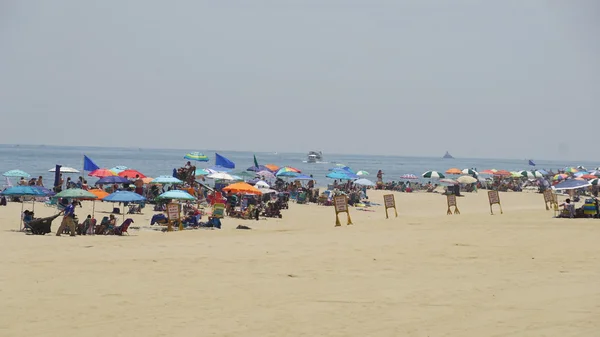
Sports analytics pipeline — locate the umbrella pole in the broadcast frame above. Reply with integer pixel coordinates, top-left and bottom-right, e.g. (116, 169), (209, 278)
(20, 201), (24, 231)
(92, 200), (96, 219)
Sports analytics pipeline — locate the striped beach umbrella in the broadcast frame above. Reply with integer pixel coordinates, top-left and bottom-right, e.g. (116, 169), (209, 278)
(183, 152), (209, 162)
(520, 170), (543, 179)
(422, 171), (445, 179)
(400, 174), (418, 180)
(461, 168), (478, 176)
(590, 178), (600, 186)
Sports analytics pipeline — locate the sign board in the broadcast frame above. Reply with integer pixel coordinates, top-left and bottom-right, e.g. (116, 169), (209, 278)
(166, 202), (181, 231)
(333, 195), (352, 226)
(487, 190), (503, 215)
(543, 189), (558, 211)
(446, 194), (460, 215)
(383, 194), (397, 218)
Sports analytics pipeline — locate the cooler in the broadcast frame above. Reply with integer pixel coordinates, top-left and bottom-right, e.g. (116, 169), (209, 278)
(583, 199), (597, 216)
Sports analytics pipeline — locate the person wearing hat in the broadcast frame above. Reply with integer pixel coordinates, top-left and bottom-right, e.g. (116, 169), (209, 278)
(56, 200), (77, 236)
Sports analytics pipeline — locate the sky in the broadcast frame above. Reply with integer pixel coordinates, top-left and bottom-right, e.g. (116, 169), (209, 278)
(0, 1), (598, 160)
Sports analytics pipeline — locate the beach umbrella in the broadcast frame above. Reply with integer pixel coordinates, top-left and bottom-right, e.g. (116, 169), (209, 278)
(456, 175), (477, 184)
(230, 175), (244, 181)
(510, 171), (522, 178)
(536, 169), (549, 176)
(589, 178), (600, 186)
(96, 176), (131, 184)
(86, 189), (109, 200)
(258, 187), (277, 194)
(194, 168), (210, 176)
(118, 169), (146, 178)
(141, 177), (154, 184)
(223, 182), (262, 195)
(48, 167), (79, 173)
(400, 174), (418, 180)
(247, 165), (271, 172)
(292, 174), (314, 181)
(232, 171), (255, 180)
(422, 171), (445, 179)
(552, 174), (568, 181)
(576, 166), (587, 171)
(0, 186), (47, 230)
(55, 188), (98, 199)
(88, 168), (117, 178)
(564, 167), (578, 174)
(3, 169), (30, 178)
(109, 166), (128, 174)
(31, 186), (55, 196)
(461, 168), (479, 176)
(255, 180), (269, 189)
(520, 170), (543, 179)
(573, 171), (590, 178)
(151, 176), (183, 184)
(439, 178), (458, 185)
(276, 171), (299, 177)
(480, 169), (497, 175)
(157, 190), (196, 201)
(327, 171), (357, 180)
(553, 179), (591, 190)
(184, 152), (209, 162)
(278, 166), (301, 173)
(445, 168), (462, 175)
(256, 171), (275, 180)
(494, 170), (512, 177)
(356, 170), (370, 176)
(207, 165), (233, 173)
(103, 191), (146, 203)
(580, 174), (597, 180)
(207, 172), (234, 181)
(588, 170), (600, 177)
(353, 178), (375, 186)
(264, 164), (280, 172)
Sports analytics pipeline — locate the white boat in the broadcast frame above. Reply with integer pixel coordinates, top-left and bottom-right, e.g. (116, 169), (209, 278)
(307, 151), (323, 163)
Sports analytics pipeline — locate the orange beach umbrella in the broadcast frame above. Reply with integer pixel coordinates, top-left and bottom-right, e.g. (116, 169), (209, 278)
(222, 182), (262, 195)
(445, 168), (462, 175)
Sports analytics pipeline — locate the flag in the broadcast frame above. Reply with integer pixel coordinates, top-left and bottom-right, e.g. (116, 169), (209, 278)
(253, 154), (259, 168)
(215, 153), (235, 169)
(83, 155), (100, 171)
(53, 165), (62, 188)
(528, 160), (536, 167)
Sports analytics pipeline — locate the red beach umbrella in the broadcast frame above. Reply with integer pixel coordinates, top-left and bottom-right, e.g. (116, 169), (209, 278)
(118, 169), (146, 178)
(88, 168), (117, 178)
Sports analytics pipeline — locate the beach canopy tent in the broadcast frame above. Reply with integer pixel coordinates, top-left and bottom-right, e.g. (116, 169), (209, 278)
(151, 176), (183, 184)
(552, 179), (591, 190)
(222, 182), (262, 195)
(422, 171), (445, 179)
(157, 190), (196, 201)
(184, 152), (209, 162)
(1, 186), (53, 230)
(48, 167), (79, 173)
(96, 176), (131, 184)
(88, 168), (117, 178)
(3, 169), (30, 178)
(353, 178), (375, 186)
(118, 169), (146, 178)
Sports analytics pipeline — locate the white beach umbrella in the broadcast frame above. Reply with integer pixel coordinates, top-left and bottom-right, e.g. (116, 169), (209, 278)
(422, 171), (445, 179)
(48, 167), (80, 173)
(456, 175), (477, 184)
(207, 172), (234, 181)
(255, 180), (270, 189)
(356, 170), (370, 176)
(353, 178), (375, 186)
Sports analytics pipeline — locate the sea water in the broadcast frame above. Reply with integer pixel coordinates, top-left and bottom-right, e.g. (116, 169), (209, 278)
(0, 144), (597, 186)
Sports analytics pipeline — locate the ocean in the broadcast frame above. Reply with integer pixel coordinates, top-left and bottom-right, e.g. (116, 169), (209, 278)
(1, 144), (597, 186)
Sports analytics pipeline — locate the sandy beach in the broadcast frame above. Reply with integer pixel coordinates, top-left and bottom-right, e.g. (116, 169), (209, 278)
(1, 190), (599, 337)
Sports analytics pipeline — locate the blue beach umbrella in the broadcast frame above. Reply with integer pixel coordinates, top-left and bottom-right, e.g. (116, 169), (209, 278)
(553, 179), (591, 190)
(184, 152), (209, 162)
(326, 171), (357, 180)
(3, 169), (31, 178)
(103, 191), (146, 203)
(292, 174), (314, 180)
(276, 171), (299, 177)
(157, 190), (196, 201)
(1, 186), (46, 196)
(96, 176), (131, 184)
(151, 176), (183, 184)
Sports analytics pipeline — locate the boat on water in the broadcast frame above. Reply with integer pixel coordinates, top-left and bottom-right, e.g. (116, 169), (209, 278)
(443, 151), (454, 159)
(307, 151), (323, 163)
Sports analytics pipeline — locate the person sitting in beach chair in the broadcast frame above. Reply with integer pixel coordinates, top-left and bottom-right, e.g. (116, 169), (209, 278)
(96, 215), (116, 234)
(77, 215), (94, 235)
(558, 199), (575, 218)
(150, 213), (168, 226)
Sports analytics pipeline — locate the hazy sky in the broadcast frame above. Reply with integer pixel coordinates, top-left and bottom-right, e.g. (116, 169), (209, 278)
(0, 1), (598, 160)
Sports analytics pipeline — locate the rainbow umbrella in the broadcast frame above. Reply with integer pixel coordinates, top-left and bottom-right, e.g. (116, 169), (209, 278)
(564, 167), (578, 174)
(552, 174), (568, 181)
(184, 152), (209, 162)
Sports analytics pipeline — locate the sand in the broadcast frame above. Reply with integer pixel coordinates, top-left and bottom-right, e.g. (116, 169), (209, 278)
(1, 190), (599, 337)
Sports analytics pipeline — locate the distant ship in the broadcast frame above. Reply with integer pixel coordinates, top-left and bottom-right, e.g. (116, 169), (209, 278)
(307, 151), (323, 163)
(443, 151), (454, 159)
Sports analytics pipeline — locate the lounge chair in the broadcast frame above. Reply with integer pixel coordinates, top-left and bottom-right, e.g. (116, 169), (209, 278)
(110, 218), (134, 235)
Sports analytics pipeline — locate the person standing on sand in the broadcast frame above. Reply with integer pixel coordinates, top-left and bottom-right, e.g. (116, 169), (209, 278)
(36, 176), (44, 187)
(134, 175), (144, 195)
(56, 200), (76, 237)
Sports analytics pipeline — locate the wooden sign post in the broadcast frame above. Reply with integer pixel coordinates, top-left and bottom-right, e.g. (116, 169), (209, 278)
(333, 195), (352, 226)
(488, 190), (503, 215)
(543, 189), (558, 211)
(446, 194), (460, 215)
(166, 202), (181, 232)
(383, 194), (397, 218)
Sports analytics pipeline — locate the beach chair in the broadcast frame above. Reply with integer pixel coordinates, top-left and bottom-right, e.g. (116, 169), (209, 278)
(27, 214), (61, 235)
(296, 192), (307, 204)
(112, 219), (134, 235)
(212, 203), (225, 219)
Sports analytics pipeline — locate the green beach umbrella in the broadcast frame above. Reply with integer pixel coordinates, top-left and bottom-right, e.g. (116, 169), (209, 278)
(55, 188), (98, 199)
(356, 170), (370, 176)
(3, 169), (30, 178)
(422, 171), (445, 179)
